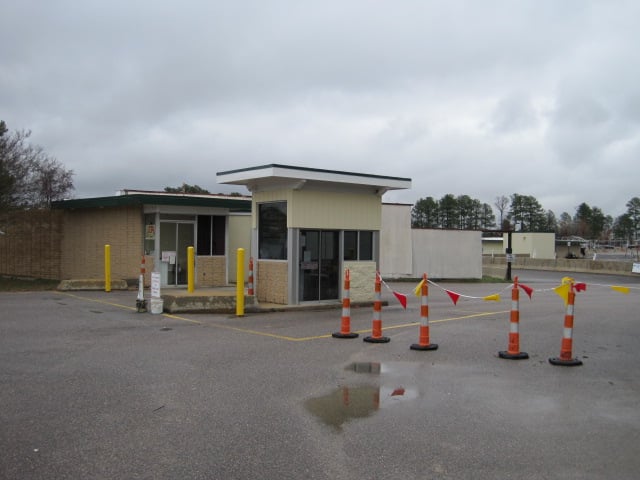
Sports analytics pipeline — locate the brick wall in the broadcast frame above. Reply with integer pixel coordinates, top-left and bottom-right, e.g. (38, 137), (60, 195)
(60, 206), (143, 282)
(196, 256), (226, 287)
(0, 210), (63, 280)
(256, 260), (288, 304)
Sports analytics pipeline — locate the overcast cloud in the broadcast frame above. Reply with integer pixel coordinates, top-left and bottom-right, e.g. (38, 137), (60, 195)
(1, 0), (638, 218)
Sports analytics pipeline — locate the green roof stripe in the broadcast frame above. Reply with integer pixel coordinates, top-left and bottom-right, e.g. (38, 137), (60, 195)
(52, 194), (252, 211)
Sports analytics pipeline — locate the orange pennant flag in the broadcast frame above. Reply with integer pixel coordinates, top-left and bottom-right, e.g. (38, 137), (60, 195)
(575, 282), (587, 292)
(445, 289), (460, 305)
(393, 291), (408, 309)
(519, 283), (534, 299)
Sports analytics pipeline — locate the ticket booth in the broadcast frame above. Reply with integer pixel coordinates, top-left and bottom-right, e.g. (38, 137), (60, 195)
(217, 164), (411, 305)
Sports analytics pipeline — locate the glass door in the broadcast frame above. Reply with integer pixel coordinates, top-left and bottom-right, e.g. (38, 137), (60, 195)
(160, 222), (194, 286)
(299, 230), (339, 301)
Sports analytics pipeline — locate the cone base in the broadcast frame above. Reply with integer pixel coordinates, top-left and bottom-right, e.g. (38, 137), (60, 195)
(549, 356), (583, 366)
(410, 343), (438, 351)
(499, 351), (529, 360)
(136, 299), (147, 313)
(363, 336), (390, 343)
(332, 332), (359, 339)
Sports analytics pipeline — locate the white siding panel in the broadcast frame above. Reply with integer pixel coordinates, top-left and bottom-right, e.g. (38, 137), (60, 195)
(380, 204), (413, 277)
(412, 229), (482, 279)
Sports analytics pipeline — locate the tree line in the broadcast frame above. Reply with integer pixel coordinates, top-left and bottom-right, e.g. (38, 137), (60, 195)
(412, 193), (640, 245)
(2, 119), (638, 244)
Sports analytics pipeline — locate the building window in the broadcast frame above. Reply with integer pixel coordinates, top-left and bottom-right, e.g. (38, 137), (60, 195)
(344, 231), (357, 260)
(259, 202), (287, 259)
(359, 231), (373, 260)
(197, 215), (225, 255)
(343, 230), (374, 260)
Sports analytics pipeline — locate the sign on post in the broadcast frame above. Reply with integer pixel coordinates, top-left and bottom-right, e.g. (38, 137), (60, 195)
(151, 272), (161, 298)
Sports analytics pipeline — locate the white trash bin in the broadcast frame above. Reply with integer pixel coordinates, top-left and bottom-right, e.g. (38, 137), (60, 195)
(150, 297), (164, 314)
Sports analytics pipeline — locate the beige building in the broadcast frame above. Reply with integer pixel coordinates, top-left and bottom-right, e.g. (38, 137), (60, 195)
(52, 190), (251, 288)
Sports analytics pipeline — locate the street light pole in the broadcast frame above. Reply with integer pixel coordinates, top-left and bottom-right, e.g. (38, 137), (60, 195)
(505, 230), (512, 282)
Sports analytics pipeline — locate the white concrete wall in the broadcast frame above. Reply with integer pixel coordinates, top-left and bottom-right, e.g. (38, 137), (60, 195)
(411, 229), (482, 279)
(380, 204), (482, 279)
(380, 203), (413, 277)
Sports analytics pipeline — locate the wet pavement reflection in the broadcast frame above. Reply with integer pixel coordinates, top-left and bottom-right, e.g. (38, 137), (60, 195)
(304, 361), (419, 431)
(304, 385), (380, 431)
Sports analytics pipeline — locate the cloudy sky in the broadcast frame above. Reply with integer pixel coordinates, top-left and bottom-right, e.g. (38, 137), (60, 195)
(1, 1), (638, 218)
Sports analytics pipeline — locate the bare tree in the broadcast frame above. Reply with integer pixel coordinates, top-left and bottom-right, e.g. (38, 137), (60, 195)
(494, 195), (509, 230)
(0, 121), (74, 208)
(32, 157), (75, 207)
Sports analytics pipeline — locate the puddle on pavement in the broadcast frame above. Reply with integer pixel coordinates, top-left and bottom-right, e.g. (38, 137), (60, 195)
(305, 385), (380, 431)
(305, 361), (420, 431)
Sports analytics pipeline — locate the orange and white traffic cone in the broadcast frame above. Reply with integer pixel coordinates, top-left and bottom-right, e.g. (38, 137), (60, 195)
(410, 273), (438, 351)
(364, 272), (390, 343)
(333, 269), (358, 339)
(499, 276), (528, 359)
(549, 282), (583, 366)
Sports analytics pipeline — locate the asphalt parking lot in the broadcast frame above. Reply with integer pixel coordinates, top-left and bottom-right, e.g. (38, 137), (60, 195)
(2, 270), (640, 479)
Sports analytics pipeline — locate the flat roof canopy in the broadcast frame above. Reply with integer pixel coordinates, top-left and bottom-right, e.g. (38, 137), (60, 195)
(217, 164), (411, 195)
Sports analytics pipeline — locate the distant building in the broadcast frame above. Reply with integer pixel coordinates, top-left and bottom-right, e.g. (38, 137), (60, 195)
(483, 232), (556, 259)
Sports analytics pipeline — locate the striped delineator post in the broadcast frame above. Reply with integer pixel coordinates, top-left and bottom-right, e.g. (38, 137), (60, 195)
(364, 272), (390, 343)
(136, 255), (147, 313)
(410, 273), (438, 351)
(499, 276), (528, 360)
(549, 282), (583, 366)
(248, 257), (254, 296)
(333, 269), (358, 339)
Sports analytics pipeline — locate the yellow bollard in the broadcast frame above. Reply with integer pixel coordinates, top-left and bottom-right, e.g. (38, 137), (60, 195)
(104, 244), (111, 292)
(236, 248), (245, 316)
(187, 246), (195, 293)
